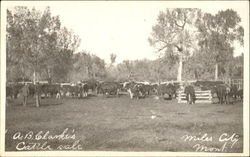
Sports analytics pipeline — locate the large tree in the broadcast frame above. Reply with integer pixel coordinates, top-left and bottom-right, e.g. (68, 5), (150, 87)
(7, 7), (80, 83)
(148, 8), (201, 82)
(7, 7), (80, 106)
(196, 9), (244, 80)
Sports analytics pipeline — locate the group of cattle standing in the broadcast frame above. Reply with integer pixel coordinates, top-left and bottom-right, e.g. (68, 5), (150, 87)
(6, 80), (243, 104)
(6, 80), (177, 99)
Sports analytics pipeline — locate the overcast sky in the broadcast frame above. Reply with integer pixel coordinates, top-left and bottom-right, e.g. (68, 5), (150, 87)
(4, 1), (248, 64)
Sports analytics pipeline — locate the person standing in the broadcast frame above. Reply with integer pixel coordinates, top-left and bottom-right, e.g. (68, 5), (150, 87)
(21, 83), (29, 106)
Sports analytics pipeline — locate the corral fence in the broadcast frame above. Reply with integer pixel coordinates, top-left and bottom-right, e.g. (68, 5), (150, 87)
(173, 78), (243, 104)
(177, 90), (212, 103)
(223, 78), (243, 90)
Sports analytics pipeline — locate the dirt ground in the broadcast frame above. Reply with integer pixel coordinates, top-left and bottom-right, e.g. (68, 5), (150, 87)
(5, 95), (243, 152)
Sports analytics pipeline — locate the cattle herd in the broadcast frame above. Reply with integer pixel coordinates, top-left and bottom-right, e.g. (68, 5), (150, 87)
(6, 79), (243, 105)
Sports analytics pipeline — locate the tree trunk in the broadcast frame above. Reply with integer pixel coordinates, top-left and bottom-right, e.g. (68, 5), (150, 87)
(35, 94), (40, 107)
(22, 64), (25, 83)
(33, 69), (36, 83)
(33, 69), (40, 107)
(86, 67), (89, 78)
(215, 63), (218, 81)
(48, 68), (52, 84)
(177, 56), (183, 82)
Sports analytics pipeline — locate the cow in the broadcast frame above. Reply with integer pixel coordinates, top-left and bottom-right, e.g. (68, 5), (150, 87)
(156, 84), (167, 96)
(40, 84), (60, 98)
(12, 83), (23, 99)
(215, 84), (231, 104)
(76, 82), (88, 98)
(166, 83), (177, 99)
(6, 84), (14, 99)
(28, 84), (36, 98)
(236, 89), (243, 101)
(97, 81), (122, 97)
(69, 84), (80, 98)
(229, 85), (238, 100)
(76, 79), (100, 97)
(142, 84), (151, 95)
(81, 79), (99, 94)
(156, 83), (177, 100)
(151, 83), (159, 94)
(184, 85), (196, 104)
(123, 82), (146, 99)
(60, 83), (75, 98)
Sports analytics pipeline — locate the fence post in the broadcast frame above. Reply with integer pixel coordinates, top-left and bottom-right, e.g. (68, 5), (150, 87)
(178, 91), (181, 103)
(209, 90), (212, 102)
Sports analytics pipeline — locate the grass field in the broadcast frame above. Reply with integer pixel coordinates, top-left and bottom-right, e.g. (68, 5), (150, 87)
(5, 94), (243, 152)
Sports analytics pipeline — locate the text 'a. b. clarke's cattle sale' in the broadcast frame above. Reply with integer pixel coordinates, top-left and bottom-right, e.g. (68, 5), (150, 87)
(181, 132), (240, 152)
(10, 128), (84, 151)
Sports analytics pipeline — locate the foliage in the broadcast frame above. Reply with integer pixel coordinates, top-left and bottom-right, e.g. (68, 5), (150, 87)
(69, 51), (106, 82)
(148, 8), (201, 61)
(7, 7), (80, 83)
(196, 9), (243, 79)
(6, 7), (244, 83)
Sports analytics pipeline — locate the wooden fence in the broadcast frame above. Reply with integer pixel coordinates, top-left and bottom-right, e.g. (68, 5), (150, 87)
(177, 90), (212, 103)
(224, 79), (243, 90)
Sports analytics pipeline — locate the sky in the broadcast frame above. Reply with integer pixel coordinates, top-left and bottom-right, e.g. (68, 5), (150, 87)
(5, 1), (249, 64)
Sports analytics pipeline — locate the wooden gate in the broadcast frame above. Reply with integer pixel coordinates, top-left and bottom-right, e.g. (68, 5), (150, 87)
(178, 90), (212, 103)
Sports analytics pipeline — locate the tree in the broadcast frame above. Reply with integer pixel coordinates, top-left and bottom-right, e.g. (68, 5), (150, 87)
(110, 53), (117, 65)
(196, 9), (244, 80)
(115, 60), (134, 81)
(53, 27), (80, 82)
(149, 8), (201, 82)
(70, 52), (106, 82)
(7, 7), (36, 82)
(7, 7), (80, 106)
(7, 7), (80, 83)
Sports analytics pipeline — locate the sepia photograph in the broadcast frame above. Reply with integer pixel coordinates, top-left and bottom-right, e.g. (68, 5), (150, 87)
(0, 0), (249, 156)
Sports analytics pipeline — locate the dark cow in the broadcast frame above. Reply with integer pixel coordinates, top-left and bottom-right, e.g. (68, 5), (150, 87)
(81, 79), (99, 94)
(157, 84), (167, 96)
(97, 82), (122, 97)
(28, 84), (36, 98)
(215, 84), (231, 104)
(184, 85), (196, 104)
(41, 84), (60, 98)
(12, 83), (23, 98)
(6, 84), (14, 99)
(6, 83), (33, 99)
(166, 83), (177, 99)
(236, 89), (243, 101)
(230, 85), (238, 100)
(156, 83), (177, 100)
(140, 84), (154, 95)
(70, 85), (80, 98)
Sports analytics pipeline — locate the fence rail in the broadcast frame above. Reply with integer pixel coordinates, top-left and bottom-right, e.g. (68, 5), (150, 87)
(177, 90), (212, 104)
